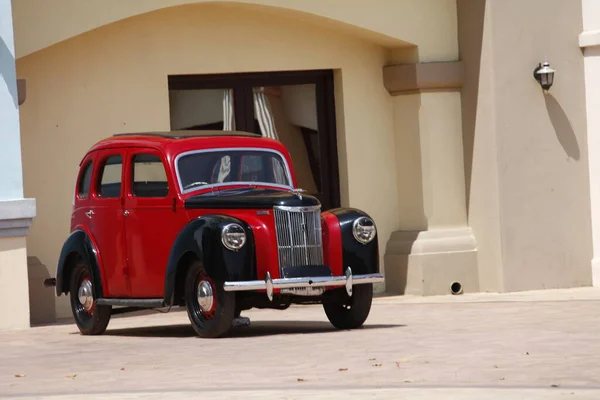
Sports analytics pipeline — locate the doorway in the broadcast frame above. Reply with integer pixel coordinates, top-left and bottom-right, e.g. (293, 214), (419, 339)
(167, 70), (340, 210)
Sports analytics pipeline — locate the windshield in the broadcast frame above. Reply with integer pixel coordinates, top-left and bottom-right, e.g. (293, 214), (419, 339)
(176, 149), (292, 193)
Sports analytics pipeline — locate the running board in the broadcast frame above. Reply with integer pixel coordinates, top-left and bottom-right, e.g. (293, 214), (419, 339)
(110, 306), (149, 315)
(96, 298), (165, 308)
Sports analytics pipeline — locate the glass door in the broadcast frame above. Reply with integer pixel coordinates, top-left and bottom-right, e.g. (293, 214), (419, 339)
(168, 70), (340, 210)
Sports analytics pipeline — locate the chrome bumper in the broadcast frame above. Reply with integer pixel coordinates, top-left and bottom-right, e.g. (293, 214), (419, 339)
(223, 267), (384, 301)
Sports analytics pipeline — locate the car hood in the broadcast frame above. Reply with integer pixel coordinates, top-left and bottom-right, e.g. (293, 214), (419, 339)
(183, 188), (320, 209)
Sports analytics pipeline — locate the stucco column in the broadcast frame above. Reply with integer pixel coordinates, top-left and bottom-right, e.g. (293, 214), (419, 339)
(0, 0), (36, 330)
(581, 0), (600, 287)
(416, 91), (468, 228)
(382, 62), (478, 295)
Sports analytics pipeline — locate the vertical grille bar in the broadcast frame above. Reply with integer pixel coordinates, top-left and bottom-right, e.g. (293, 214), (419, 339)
(274, 205), (323, 274)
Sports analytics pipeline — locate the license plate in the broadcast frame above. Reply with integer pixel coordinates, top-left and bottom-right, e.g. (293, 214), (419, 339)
(281, 286), (325, 296)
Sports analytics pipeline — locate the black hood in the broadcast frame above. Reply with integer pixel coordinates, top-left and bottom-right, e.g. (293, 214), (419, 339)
(184, 188), (320, 210)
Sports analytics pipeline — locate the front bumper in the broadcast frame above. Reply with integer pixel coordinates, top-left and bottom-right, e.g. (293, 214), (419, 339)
(223, 267), (384, 301)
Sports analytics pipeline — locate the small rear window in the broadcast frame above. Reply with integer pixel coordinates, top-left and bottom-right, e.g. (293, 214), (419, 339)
(77, 161), (93, 199)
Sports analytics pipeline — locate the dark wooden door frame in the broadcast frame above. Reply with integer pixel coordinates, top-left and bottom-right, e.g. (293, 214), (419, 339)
(167, 70), (341, 210)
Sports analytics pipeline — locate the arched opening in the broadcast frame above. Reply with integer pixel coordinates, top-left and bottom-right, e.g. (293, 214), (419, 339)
(18, 2), (405, 318)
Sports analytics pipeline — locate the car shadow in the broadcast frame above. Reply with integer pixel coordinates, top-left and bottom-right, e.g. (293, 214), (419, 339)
(99, 320), (404, 338)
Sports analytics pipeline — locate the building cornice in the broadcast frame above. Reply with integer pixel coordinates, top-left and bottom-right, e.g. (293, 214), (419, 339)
(383, 61), (464, 96)
(0, 199), (36, 237)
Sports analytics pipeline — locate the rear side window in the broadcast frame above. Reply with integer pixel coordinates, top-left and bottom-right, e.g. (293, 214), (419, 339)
(131, 154), (169, 198)
(97, 155), (123, 198)
(77, 161), (93, 199)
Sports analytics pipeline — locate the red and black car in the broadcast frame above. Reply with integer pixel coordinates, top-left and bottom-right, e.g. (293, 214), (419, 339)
(46, 131), (383, 338)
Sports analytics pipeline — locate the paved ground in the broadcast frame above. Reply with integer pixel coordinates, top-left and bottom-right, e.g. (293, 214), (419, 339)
(1, 288), (600, 399)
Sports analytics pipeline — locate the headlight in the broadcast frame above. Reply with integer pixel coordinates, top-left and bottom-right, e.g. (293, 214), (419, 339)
(352, 217), (376, 244)
(221, 223), (246, 251)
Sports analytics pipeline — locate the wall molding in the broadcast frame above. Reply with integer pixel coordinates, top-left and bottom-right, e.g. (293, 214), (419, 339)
(383, 61), (464, 95)
(0, 198), (36, 237)
(580, 29), (600, 49)
(385, 227), (477, 255)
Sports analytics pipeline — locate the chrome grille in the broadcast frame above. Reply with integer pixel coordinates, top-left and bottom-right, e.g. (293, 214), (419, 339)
(273, 205), (323, 270)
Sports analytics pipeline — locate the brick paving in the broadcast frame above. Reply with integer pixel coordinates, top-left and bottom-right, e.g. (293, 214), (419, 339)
(1, 290), (600, 399)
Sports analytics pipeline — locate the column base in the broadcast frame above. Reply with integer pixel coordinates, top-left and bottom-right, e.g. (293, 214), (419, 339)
(0, 236), (31, 330)
(384, 227), (479, 295)
(0, 198), (36, 330)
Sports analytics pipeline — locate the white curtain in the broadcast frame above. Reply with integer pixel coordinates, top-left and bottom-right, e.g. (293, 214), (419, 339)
(254, 87), (286, 184)
(222, 89), (235, 131)
(253, 87), (278, 140)
(218, 89), (235, 183)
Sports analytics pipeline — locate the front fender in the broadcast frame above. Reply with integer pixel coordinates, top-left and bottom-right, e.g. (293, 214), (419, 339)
(163, 215), (256, 305)
(56, 229), (105, 298)
(328, 208), (379, 275)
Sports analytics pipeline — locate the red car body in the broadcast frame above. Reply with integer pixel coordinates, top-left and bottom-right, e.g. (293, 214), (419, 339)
(48, 131), (383, 338)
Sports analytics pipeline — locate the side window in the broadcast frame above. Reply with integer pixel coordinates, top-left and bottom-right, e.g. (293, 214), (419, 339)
(77, 161), (93, 199)
(132, 154), (169, 198)
(97, 155), (123, 198)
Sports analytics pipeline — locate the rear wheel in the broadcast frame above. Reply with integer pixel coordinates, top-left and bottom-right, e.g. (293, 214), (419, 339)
(323, 283), (373, 330)
(69, 262), (111, 335)
(184, 261), (235, 338)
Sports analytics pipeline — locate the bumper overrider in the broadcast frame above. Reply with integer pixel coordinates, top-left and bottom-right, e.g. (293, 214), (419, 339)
(223, 267), (384, 301)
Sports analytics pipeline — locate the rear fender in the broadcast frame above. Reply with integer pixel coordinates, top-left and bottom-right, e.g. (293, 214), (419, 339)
(55, 229), (105, 298)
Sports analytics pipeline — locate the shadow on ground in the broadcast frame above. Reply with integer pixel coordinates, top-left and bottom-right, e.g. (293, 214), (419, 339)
(96, 321), (404, 338)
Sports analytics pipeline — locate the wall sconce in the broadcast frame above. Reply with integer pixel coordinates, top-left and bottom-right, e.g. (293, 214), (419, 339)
(533, 60), (555, 91)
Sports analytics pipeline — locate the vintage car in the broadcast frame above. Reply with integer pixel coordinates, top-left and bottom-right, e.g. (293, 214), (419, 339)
(45, 131), (383, 338)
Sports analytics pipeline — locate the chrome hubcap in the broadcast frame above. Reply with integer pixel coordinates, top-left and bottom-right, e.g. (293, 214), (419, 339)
(197, 280), (214, 313)
(78, 279), (94, 312)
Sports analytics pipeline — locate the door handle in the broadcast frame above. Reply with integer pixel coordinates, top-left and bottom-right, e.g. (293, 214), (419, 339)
(85, 210), (94, 218)
(124, 210), (130, 216)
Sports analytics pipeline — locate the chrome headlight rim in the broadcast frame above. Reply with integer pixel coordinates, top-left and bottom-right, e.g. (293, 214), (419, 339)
(352, 216), (377, 245)
(221, 223), (247, 251)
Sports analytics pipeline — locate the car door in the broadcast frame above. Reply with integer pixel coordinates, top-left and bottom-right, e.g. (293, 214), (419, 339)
(123, 149), (185, 298)
(88, 149), (130, 297)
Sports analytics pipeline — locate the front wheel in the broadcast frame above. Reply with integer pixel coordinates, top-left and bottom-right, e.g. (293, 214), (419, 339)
(69, 262), (111, 335)
(323, 283), (373, 330)
(184, 261), (236, 338)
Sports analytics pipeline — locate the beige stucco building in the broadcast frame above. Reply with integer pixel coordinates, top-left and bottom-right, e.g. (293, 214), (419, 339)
(0, 0), (597, 328)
